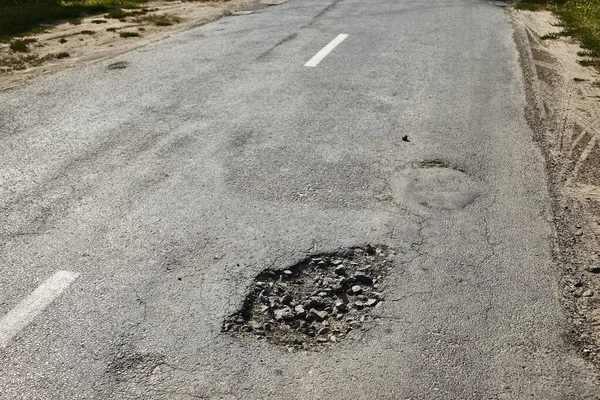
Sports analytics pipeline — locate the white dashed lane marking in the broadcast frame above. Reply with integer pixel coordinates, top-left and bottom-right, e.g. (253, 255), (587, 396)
(304, 34), (349, 67)
(0, 270), (79, 348)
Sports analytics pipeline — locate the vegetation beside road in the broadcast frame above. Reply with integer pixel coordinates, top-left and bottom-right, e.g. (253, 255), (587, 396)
(516, 0), (600, 66)
(0, 0), (148, 41)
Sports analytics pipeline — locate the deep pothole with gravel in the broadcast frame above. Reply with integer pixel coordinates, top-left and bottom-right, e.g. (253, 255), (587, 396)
(223, 245), (395, 351)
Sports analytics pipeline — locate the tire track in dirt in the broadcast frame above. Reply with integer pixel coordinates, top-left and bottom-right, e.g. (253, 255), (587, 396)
(514, 9), (600, 367)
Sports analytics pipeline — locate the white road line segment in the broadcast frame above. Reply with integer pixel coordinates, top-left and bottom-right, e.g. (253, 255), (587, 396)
(0, 270), (79, 348)
(304, 34), (349, 67)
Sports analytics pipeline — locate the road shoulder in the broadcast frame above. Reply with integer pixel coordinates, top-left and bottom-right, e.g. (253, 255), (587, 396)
(512, 8), (600, 369)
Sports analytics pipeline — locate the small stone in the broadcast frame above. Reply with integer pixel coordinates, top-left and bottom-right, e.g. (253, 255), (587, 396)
(250, 321), (263, 330)
(587, 265), (600, 274)
(240, 325), (253, 332)
(318, 327), (331, 335)
(309, 308), (329, 321)
(329, 335), (338, 343)
(331, 284), (343, 293)
(335, 304), (348, 313)
(334, 265), (346, 275)
(583, 290), (594, 297)
(295, 305), (307, 318)
(317, 337), (329, 343)
(268, 296), (279, 308)
(318, 291), (328, 297)
(274, 306), (294, 321)
(298, 319), (308, 328)
(259, 305), (269, 313)
(223, 323), (233, 332)
(351, 285), (363, 294)
(353, 301), (365, 309)
(366, 298), (378, 307)
(283, 270), (293, 276)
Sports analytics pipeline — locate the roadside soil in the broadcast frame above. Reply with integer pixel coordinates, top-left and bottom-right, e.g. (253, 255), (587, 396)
(0, 0), (263, 92)
(513, 9), (600, 367)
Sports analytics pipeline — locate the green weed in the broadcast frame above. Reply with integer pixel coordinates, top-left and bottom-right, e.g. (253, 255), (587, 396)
(9, 38), (37, 52)
(516, 0), (600, 68)
(119, 31), (140, 38)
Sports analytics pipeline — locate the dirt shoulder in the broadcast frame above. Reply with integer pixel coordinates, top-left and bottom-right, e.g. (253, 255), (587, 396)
(512, 9), (600, 367)
(0, 0), (264, 92)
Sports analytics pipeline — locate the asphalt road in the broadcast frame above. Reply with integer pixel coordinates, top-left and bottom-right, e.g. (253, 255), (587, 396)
(1, 0), (599, 398)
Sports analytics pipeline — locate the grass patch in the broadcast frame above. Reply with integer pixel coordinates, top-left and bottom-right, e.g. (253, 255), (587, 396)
(516, 0), (600, 67)
(119, 31), (140, 38)
(80, 30), (96, 35)
(91, 19), (108, 24)
(0, 52), (69, 72)
(9, 38), (37, 53)
(59, 38), (67, 43)
(104, 7), (154, 19)
(134, 13), (181, 26)
(0, 0), (149, 40)
(106, 27), (118, 32)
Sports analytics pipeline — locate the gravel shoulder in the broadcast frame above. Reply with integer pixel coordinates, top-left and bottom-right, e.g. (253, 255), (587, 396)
(512, 8), (600, 368)
(0, 0), (259, 92)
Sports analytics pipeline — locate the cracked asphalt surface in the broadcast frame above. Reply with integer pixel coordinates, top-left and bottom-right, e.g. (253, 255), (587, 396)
(1, 0), (600, 398)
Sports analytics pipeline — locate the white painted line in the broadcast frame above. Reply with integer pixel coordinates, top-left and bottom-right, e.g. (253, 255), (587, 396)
(304, 34), (348, 67)
(0, 270), (79, 348)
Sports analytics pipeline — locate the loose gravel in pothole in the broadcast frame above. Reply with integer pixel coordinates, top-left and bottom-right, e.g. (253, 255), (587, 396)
(223, 245), (395, 351)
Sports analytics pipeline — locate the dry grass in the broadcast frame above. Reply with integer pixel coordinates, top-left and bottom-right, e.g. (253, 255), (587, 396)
(9, 38), (37, 53)
(0, 53), (60, 72)
(133, 13), (181, 26)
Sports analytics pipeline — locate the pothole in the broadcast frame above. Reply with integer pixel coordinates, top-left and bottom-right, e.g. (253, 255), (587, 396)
(223, 245), (395, 351)
(107, 351), (165, 383)
(418, 159), (465, 172)
(389, 162), (481, 210)
(108, 61), (128, 70)
(260, 0), (288, 5)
